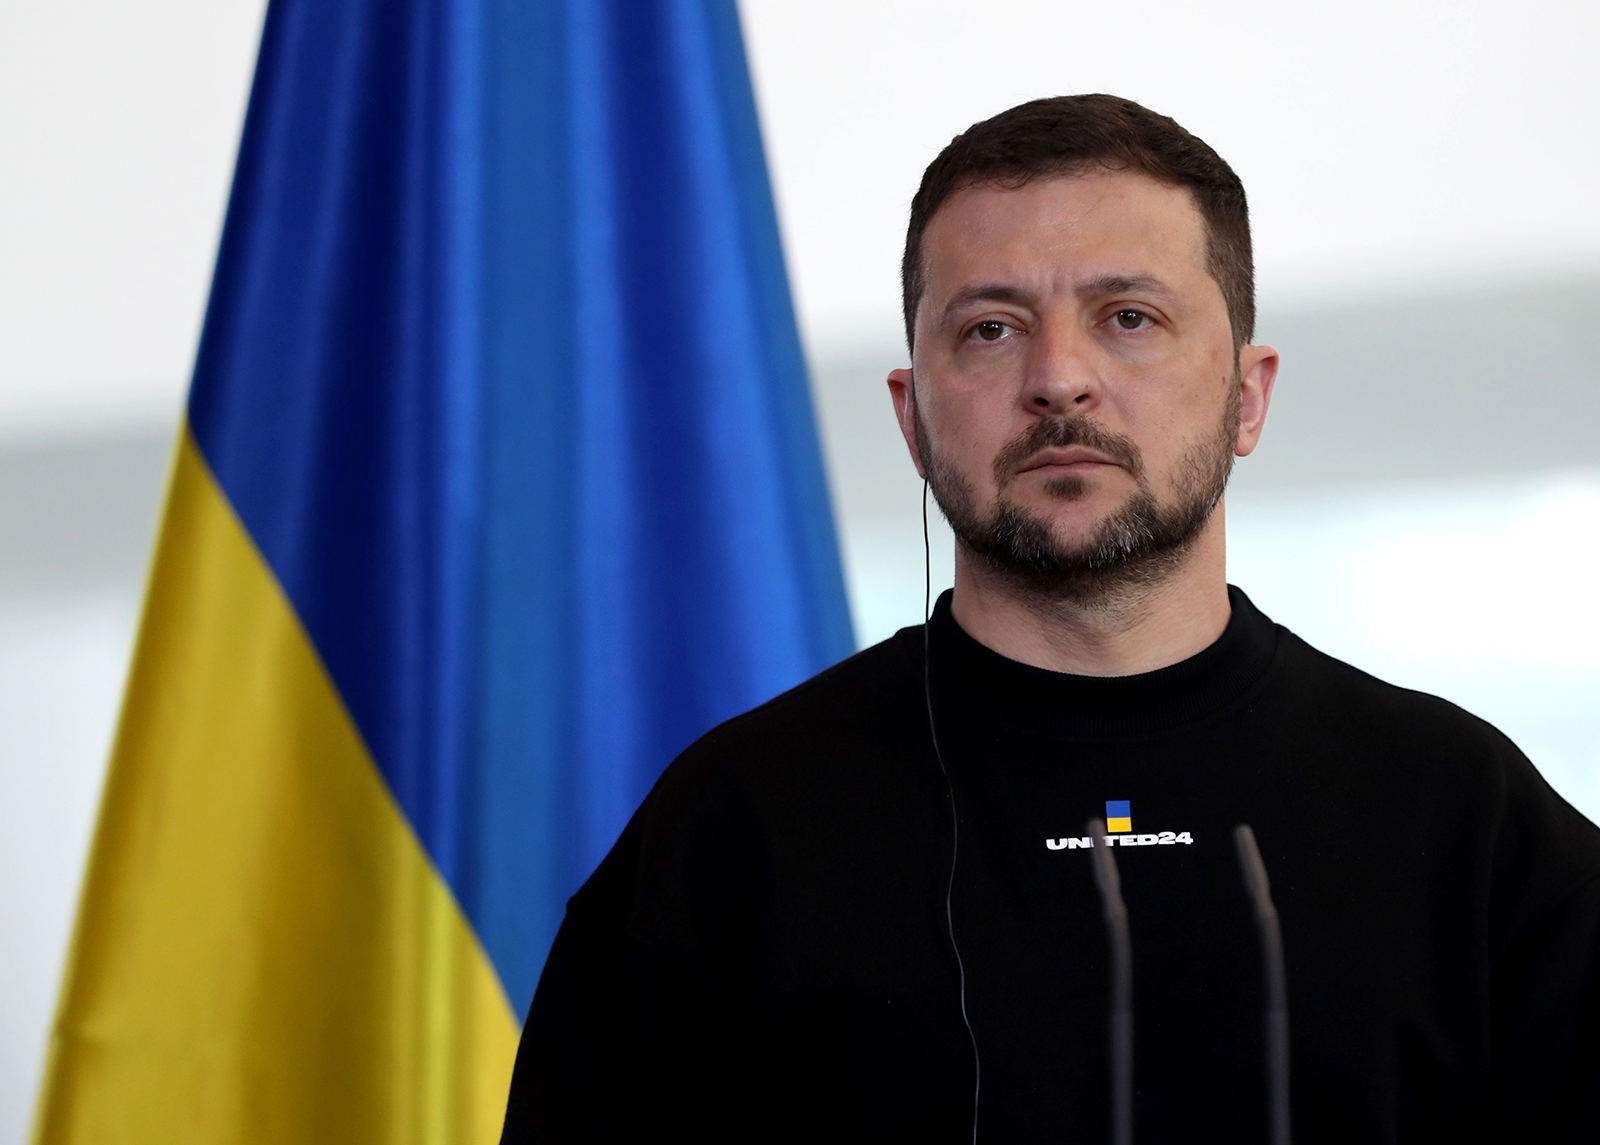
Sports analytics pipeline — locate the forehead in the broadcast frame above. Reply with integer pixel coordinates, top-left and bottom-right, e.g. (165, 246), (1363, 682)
(920, 169), (1210, 301)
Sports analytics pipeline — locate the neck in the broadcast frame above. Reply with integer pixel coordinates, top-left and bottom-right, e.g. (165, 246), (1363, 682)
(947, 502), (1232, 677)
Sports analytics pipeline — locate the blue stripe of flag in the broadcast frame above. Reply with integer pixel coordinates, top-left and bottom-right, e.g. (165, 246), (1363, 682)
(187, 0), (853, 1019)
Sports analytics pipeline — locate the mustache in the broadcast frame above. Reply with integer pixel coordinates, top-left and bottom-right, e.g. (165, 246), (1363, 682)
(993, 417), (1145, 486)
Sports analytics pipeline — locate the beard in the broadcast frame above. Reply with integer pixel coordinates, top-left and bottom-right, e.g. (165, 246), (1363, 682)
(916, 384), (1240, 605)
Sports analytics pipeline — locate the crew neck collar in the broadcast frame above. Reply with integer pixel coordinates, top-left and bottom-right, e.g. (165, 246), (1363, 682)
(921, 585), (1279, 741)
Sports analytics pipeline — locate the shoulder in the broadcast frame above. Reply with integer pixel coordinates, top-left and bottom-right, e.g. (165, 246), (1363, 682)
(569, 628), (936, 939)
(586, 627), (928, 870)
(637, 627), (930, 830)
(1271, 626), (1600, 907)
(1273, 626), (1532, 760)
(684, 628), (922, 766)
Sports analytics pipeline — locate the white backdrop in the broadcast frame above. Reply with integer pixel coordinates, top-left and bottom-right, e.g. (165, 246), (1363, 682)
(741, 0), (1600, 346)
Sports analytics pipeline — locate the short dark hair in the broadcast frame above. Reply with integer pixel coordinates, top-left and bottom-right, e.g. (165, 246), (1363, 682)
(901, 94), (1254, 352)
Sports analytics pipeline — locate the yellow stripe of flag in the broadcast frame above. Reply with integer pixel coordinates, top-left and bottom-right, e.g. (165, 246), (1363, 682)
(33, 432), (518, 1145)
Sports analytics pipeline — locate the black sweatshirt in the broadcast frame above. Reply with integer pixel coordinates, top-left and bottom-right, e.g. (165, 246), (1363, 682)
(501, 587), (1600, 1143)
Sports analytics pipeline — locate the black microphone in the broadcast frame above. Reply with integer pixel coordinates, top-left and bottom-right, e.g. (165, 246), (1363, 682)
(1234, 824), (1290, 1145)
(1087, 818), (1133, 1145)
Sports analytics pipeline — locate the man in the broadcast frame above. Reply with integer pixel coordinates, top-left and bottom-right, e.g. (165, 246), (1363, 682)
(500, 95), (1600, 1142)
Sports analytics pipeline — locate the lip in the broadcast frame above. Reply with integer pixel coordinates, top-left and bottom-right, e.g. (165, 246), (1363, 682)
(1017, 446), (1119, 474)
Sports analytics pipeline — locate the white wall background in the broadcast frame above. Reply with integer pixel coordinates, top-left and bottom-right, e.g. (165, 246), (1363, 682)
(0, 3), (267, 1138)
(1, 1), (1597, 1140)
(742, 0), (1600, 346)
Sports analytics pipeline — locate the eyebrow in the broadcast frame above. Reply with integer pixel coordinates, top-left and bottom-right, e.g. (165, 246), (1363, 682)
(938, 283), (1036, 324)
(938, 274), (1178, 325)
(1075, 273), (1175, 301)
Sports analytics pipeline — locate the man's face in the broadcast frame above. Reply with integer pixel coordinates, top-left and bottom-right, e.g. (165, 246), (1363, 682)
(889, 168), (1276, 599)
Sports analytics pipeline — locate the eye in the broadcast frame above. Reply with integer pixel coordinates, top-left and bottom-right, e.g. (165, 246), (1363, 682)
(1112, 309), (1150, 331)
(969, 319), (1017, 343)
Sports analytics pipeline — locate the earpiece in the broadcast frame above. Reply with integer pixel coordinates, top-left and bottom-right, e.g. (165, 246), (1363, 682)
(923, 477), (982, 1144)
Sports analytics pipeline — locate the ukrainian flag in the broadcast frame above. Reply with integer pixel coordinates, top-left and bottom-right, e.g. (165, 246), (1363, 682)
(1106, 800), (1133, 834)
(32, 2), (852, 1141)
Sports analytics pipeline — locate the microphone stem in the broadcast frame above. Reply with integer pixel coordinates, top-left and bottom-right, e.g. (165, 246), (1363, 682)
(1235, 824), (1290, 1145)
(1088, 818), (1133, 1145)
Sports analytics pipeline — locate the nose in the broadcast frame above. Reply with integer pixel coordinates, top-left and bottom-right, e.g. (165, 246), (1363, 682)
(1019, 319), (1102, 416)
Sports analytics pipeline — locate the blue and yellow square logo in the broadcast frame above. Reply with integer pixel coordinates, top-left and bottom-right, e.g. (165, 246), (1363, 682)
(1105, 800), (1132, 834)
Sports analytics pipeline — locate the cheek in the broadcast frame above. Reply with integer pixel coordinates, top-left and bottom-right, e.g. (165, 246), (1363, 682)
(915, 392), (1011, 495)
(1111, 366), (1228, 475)
(942, 387), (1020, 461)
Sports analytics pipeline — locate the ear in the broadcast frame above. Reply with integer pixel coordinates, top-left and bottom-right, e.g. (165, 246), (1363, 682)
(1233, 343), (1279, 458)
(887, 367), (928, 479)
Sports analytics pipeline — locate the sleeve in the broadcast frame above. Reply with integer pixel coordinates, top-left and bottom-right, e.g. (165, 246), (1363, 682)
(497, 884), (696, 1142)
(498, 756), (763, 1143)
(1487, 871), (1600, 1140)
